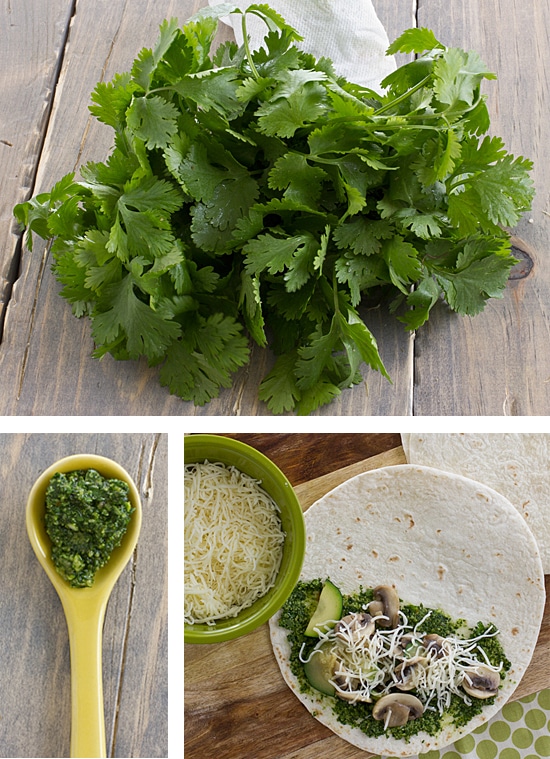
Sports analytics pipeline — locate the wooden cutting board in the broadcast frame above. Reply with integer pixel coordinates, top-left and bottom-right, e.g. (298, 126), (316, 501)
(184, 444), (550, 759)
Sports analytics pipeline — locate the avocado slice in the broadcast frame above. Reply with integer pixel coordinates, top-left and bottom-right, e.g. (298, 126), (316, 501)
(304, 579), (343, 637)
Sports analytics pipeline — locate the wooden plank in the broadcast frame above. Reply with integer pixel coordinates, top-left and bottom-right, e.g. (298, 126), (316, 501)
(107, 433), (169, 758)
(0, 0), (414, 416)
(0, 432), (167, 757)
(184, 434), (550, 759)
(412, 0), (550, 414)
(221, 432), (403, 484)
(0, 1), (73, 318)
(0, 0), (187, 415)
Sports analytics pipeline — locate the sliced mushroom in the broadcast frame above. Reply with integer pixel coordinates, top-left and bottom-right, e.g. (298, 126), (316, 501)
(368, 599), (385, 618)
(369, 585), (399, 628)
(372, 693), (424, 728)
(461, 666), (500, 699)
(394, 657), (427, 691)
(333, 675), (373, 703)
(335, 612), (375, 642)
(423, 633), (447, 659)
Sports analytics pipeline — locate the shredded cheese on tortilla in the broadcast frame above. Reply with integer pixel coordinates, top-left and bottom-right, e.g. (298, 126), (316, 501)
(184, 461), (285, 625)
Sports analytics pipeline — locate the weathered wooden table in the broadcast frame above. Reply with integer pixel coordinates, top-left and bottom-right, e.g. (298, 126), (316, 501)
(1, 0), (549, 415)
(184, 433), (550, 759)
(0, 433), (167, 758)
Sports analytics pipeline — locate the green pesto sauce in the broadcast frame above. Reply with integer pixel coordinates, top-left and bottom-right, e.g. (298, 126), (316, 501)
(45, 469), (134, 588)
(279, 579), (511, 742)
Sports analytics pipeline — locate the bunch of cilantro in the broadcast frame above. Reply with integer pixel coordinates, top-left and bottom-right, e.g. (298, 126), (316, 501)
(14, 4), (534, 414)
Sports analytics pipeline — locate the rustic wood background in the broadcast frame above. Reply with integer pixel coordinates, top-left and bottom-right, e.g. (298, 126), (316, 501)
(0, 0), (548, 415)
(0, 433), (168, 758)
(184, 433), (550, 759)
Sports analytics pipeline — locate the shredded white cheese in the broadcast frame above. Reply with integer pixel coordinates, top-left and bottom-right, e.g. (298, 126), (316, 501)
(184, 461), (285, 625)
(300, 610), (503, 714)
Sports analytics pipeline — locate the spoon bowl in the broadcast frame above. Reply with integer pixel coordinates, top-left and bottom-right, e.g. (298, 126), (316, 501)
(26, 453), (142, 758)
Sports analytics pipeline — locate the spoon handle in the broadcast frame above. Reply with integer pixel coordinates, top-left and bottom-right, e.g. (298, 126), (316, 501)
(66, 604), (107, 758)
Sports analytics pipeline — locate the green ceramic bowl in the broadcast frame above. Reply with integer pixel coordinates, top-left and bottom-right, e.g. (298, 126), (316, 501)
(184, 434), (305, 644)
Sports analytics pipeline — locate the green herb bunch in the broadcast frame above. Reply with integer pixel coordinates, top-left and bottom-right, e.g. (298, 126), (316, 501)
(14, 4), (534, 414)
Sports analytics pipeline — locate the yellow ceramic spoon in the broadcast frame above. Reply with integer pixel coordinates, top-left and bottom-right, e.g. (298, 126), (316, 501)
(26, 453), (142, 759)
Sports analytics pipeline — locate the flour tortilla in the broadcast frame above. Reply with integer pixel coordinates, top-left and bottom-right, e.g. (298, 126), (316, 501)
(269, 464), (545, 757)
(403, 433), (550, 573)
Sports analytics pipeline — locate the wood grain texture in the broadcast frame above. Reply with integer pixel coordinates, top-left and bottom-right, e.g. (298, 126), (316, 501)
(0, 0), (548, 414)
(0, 433), (167, 758)
(221, 432), (403, 484)
(0, 1), (73, 318)
(184, 434), (550, 759)
(412, 0), (550, 414)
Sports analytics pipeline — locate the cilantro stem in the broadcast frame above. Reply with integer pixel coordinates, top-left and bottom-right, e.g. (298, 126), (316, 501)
(241, 13), (260, 81)
(332, 271), (341, 315)
(374, 73), (433, 115)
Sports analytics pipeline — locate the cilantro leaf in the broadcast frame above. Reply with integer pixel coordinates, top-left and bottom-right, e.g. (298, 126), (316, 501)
(255, 76), (328, 137)
(382, 237), (423, 293)
(434, 239), (517, 315)
(106, 177), (183, 260)
(295, 318), (341, 390)
(433, 48), (496, 108)
(258, 352), (301, 414)
(178, 142), (229, 201)
(126, 95), (179, 149)
(399, 275), (441, 329)
(243, 231), (321, 291)
(338, 310), (390, 380)
(173, 69), (243, 119)
(239, 270), (267, 347)
(335, 252), (390, 306)
(295, 380), (342, 416)
(89, 74), (137, 129)
(447, 141), (534, 234)
(464, 154), (534, 228)
(413, 130), (462, 184)
(244, 3), (303, 41)
(268, 153), (327, 208)
(158, 313), (250, 405)
(333, 218), (394, 256)
(386, 27), (445, 55)
(131, 18), (185, 92)
(92, 274), (181, 359)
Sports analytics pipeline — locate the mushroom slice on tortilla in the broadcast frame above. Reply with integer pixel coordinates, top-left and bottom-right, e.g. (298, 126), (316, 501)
(423, 633), (449, 659)
(334, 612), (376, 642)
(333, 674), (373, 703)
(369, 585), (399, 628)
(372, 693), (424, 728)
(461, 666), (501, 699)
(394, 657), (428, 691)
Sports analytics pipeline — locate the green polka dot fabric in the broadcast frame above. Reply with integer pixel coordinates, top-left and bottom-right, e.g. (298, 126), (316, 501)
(380, 689), (550, 759)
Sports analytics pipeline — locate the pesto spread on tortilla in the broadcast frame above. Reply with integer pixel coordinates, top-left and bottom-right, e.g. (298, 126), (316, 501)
(278, 579), (510, 741)
(269, 464), (545, 757)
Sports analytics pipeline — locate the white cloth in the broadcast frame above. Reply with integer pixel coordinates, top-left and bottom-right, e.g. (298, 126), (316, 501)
(207, 0), (396, 92)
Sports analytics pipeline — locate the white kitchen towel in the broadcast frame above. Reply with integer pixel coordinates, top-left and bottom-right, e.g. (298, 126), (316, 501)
(207, 0), (396, 92)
